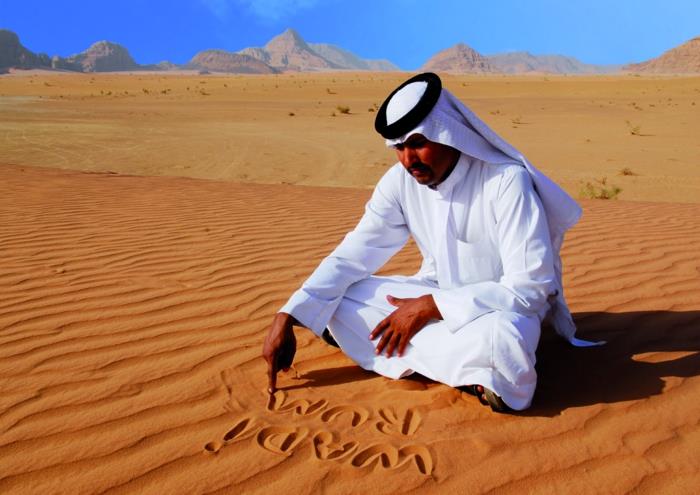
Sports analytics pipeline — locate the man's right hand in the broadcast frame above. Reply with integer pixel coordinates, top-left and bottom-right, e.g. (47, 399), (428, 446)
(262, 312), (298, 394)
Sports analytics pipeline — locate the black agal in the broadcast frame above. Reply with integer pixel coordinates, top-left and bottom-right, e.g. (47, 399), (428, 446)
(374, 72), (442, 139)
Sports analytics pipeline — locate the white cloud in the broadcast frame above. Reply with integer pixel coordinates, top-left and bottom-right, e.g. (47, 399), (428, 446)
(201, 0), (322, 21)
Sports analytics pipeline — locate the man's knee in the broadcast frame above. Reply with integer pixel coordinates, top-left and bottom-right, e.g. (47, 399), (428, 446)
(493, 311), (541, 349)
(491, 311), (540, 384)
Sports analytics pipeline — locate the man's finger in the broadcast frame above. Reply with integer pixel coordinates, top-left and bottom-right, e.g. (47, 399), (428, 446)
(397, 333), (411, 357)
(375, 328), (392, 355)
(279, 344), (293, 370)
(369, 318), (389, 340)
(384, 331), (400, 357)
(267, 355), (278, 394)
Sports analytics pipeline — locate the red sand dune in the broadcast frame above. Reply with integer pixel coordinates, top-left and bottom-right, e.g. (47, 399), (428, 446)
(1, 164), (699, 493)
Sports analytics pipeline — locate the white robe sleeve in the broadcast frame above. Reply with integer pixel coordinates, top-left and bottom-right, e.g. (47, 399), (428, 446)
(280, 166), (410, 335)
(432, 167), (556, 332)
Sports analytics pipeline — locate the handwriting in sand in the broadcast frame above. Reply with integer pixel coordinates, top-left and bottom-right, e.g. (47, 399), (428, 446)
(203, 391), (434, 475)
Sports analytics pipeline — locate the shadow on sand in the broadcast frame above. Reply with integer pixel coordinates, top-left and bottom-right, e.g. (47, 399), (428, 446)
(527, 310), (700, 416)
(280, 311), (699, 416)
(282, 365), (377, 391)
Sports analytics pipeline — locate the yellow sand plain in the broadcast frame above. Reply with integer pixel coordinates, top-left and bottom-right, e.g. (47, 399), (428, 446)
(1, 72), (699, 494)
(1, 71), (699, 201)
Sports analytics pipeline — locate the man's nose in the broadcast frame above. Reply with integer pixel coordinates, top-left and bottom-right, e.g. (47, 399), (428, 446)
(400, 147), (417, 166)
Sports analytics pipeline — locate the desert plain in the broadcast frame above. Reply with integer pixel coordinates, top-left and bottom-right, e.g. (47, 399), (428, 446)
(1, 71), (699, 494)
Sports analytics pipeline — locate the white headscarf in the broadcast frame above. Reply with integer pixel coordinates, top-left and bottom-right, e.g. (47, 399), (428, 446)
(385, 85), (602, 347)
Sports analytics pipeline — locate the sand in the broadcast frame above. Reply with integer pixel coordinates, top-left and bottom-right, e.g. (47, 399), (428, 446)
(1, 72), (700, 493)
(1, 71), (700, 201)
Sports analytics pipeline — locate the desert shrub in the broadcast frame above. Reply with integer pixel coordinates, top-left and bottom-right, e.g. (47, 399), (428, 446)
(579, 177), (622, 200)
(336, 105), (350, 114)
(625, 120), (642, 136)
(618, 167), (637, 176)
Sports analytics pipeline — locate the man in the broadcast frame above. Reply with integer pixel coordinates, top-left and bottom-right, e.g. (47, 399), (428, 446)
(263, 73), (597, 412)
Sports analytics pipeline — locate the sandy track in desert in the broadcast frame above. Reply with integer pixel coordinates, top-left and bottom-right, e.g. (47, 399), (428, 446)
(1, 163), (699, 494)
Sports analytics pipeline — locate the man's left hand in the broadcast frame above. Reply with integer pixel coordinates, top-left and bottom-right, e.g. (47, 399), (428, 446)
(369, 294), (442, 358)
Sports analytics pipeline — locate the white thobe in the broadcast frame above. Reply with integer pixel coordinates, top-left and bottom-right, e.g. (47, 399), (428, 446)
(280, 153), (556, 410)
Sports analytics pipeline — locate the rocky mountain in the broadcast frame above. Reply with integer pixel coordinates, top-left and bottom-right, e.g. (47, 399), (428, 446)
(421, 43), (495, 73)
(420, 42), (623, 74)
(2, 26), (398, 74)
(624, 36), (700, 73)
(308, 43), (399, 71)
(187, 50), (277, 74)
(52, 41), (139, 72)
(0, 29), (50, 70)
(487, 51), (621, 74)
(238, 28), (399, 71)
(18, 25), (695, 76)
(240, 28), (340, 71)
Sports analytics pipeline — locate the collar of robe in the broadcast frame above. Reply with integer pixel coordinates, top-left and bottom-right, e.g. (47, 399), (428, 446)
(429, 153), (469, 198)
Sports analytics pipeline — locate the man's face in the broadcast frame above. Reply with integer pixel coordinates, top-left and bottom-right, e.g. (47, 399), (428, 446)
(393, 134), (460, 187)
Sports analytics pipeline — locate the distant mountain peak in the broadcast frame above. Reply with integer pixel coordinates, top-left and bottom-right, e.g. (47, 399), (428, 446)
(421, 42), (494, 73)
(265, 27), (310, 51)
(625, 36), (700, 74)
(88, 40), (120, 49)
(279, 27), (303, 39)
(0, 29), (51, 70)
(63, 40), (138, 72)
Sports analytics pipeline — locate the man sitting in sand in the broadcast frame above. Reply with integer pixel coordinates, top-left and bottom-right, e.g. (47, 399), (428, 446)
(263, 72), (595, 412)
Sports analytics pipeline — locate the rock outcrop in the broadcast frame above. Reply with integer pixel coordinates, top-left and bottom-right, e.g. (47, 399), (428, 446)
(240, 28), (339, 71)
(187, 50), (277, 74)
(0, 29), (51, 69)
(55, 41), (139, 72)
(421, 43), (494, 73)
(624, 36), (700, 74)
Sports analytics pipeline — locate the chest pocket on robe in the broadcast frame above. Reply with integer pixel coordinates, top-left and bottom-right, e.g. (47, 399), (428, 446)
(454, 238), (500, 284)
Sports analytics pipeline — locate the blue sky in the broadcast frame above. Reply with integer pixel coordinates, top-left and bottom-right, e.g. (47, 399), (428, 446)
(1, 0), (699, 69)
